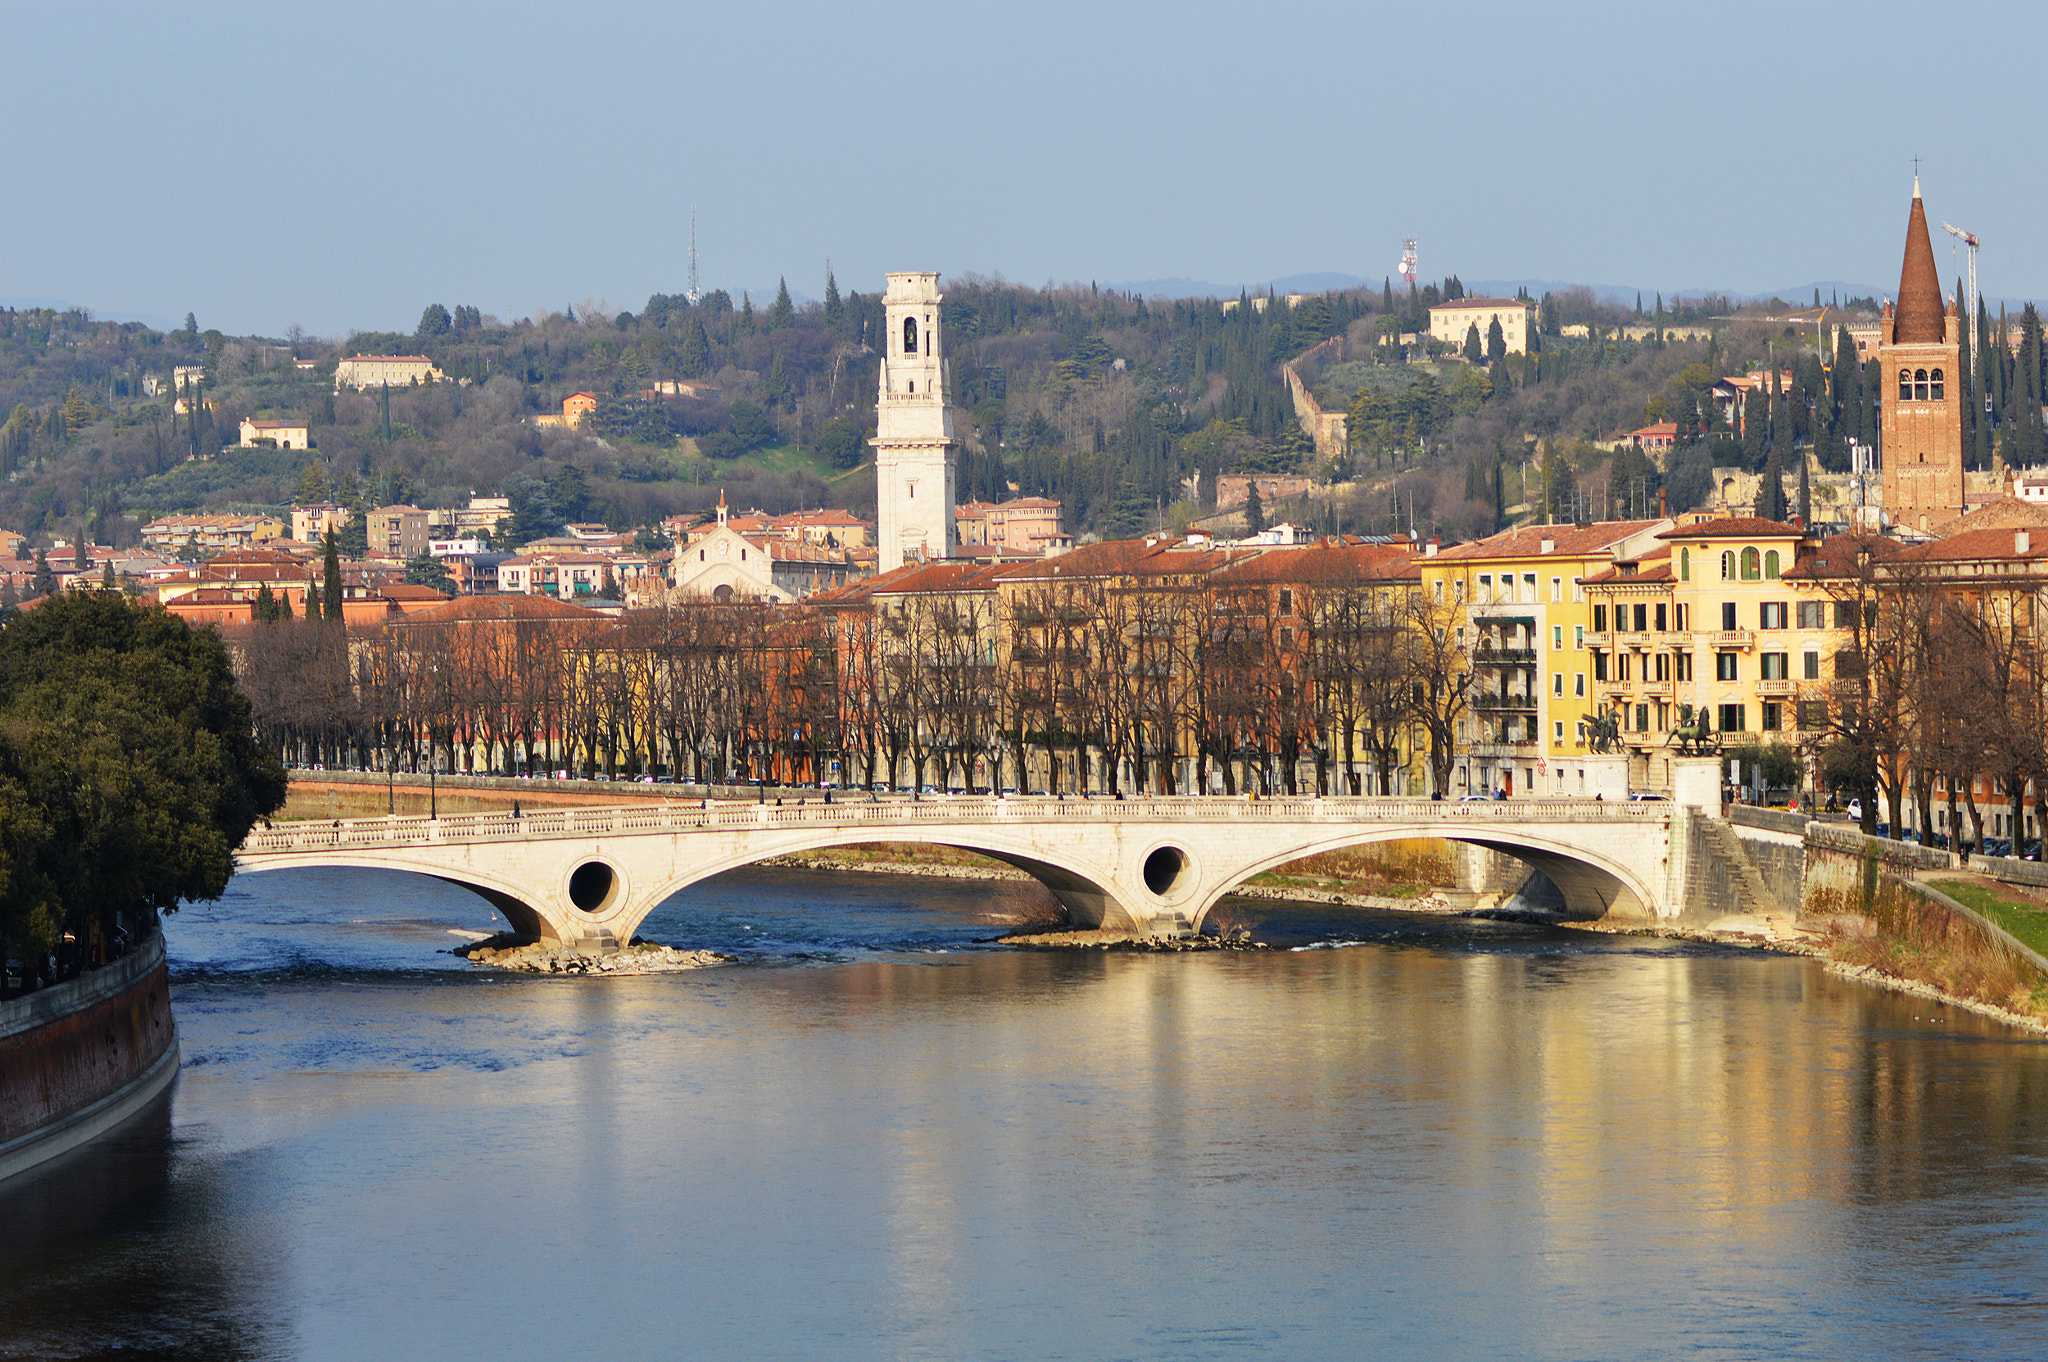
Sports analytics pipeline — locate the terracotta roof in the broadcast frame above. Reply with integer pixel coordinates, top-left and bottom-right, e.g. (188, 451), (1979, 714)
(1653, 516), (1804, 541)
(1892, 184), (1948, 345)
(1209, 541), (1419, 585)
(1928, 497), (2048, 536)
(344, 354), (434, 363)
(1429, 297), (1530, 311)
(1780, 534), (1898, 580)
(1581, 544), (1677, 586)
(1894, 526), (2048, 566)
(1433, 520), (1665, 562)
(388, 594), (601, 625)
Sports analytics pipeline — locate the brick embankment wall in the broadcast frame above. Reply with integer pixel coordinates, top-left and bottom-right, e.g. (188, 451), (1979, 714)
(0, 937), (174, 1159)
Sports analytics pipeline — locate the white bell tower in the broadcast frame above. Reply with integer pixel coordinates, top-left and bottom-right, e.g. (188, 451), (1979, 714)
(873, 272), (955, 569)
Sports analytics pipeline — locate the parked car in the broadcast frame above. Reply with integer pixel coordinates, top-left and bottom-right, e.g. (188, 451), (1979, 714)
(1629, 793), (1670, 802)
(1847, 799), (1863, 822)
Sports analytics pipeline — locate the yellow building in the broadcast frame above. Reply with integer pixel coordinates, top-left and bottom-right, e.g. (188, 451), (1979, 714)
(1583, 516), (1839, 790)
(1422, 519), (1669, 797)
(1427, 297), (1536, 356)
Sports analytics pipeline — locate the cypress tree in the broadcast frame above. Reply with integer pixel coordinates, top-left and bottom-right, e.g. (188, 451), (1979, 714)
(1770, 367), (1794, 468)
(1244, 480), (1265, 533)
(1463, 323), (1483, 364)
(1382, 277), (1394, 314)
(380, 382), (392, 441)
(678, 314), (712, 377)
(322, 530), (342, 622)
(823, 267), (842, 326)
(768, 277), (794, 330)
(1797, 450), (1811, 525)
(1740, 384), (1767, 470)
(1758, 449), (1787, 521)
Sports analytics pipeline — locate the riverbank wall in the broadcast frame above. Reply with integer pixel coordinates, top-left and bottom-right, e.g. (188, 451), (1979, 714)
(0, 933), (178, 1185)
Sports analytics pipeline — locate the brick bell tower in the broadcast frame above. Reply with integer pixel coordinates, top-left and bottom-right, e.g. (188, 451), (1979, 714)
(1878, 175), (1965, 532)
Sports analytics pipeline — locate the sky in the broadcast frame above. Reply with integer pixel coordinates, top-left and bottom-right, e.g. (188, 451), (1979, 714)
(7, 0), (2045, 338)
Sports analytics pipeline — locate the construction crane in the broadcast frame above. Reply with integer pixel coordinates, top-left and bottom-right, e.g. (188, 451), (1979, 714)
(1942, 220), (1978, 329)
(1398, 238), (1418, 284)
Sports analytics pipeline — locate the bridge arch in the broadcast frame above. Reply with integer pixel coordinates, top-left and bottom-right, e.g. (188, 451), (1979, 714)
(1185, 824), (1660, 936)
(236, 853), (590, 945)
(618, 824), (1152, 944)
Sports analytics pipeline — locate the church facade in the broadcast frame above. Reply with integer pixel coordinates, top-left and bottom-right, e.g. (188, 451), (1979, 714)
(872, 272), (956, 570)
(1878, 178), (1966, 532)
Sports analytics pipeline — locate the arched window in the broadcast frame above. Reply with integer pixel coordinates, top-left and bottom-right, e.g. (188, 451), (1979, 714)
(1680, 547), (1691, 581)
(1899, 369), (1912, 400)
(903, 316), (919, 354)
(1720, 550), (1735, 580)
(1931, 368), (1945, 400)
(1914, 368), (1929, 401)
(1741, 547), (1760, 580)
(1764, 549), (1780, 579)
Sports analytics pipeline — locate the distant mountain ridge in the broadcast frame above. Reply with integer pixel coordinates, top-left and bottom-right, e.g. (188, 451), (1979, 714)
(1107, 274), (1934, 310)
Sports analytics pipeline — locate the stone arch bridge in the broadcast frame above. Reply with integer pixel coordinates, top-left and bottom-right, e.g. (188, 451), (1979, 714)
(235, 795), (1731, 949)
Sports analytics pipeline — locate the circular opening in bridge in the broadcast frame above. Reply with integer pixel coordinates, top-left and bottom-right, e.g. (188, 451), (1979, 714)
(568, 861), (616, 914)
(1143, 846), (1189, 898)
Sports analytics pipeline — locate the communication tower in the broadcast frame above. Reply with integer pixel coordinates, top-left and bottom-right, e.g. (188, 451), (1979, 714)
(687, 213), (701, 305)
(1398, 238), (1419, 284)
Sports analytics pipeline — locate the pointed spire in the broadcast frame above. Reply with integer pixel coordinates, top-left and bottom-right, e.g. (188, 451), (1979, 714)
(1894, 176), (1946, 343)
(716, 489), (728, 527)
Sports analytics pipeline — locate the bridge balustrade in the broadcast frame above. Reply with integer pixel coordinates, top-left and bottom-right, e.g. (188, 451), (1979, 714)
(243, 795), (1663, 857)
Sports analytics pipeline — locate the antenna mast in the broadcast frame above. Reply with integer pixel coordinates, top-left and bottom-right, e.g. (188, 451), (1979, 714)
(1398, 238), (1419, 284)
(687, 212), (702, 305)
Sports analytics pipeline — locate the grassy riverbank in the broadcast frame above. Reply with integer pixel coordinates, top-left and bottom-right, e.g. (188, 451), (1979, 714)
(1813, 873), (2048, 1027)
(1925, 877), (2048, 958)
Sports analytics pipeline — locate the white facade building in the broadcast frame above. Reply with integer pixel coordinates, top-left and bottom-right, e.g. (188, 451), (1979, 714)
(871, 272), (956, 570)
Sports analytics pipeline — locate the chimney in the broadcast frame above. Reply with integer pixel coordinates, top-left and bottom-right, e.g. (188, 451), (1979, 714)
(2019, 530), (2031, 555)
(1658, 487), (1668, 519)
(1424, 536), (1439, 557)
(1540, 533), (1556, 554)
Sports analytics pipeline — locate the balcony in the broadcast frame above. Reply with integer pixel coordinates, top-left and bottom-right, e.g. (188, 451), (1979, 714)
(1709, 629), (1755, 650)
(1757, 679), (1796, 697)
(1587, 630), (1613, 648)
(1472, 693), (1539, 712)
(1616, 631), (1653, 649)
(1640, 680), (1673, 698)
(1471, 647), (1536, 666)
(1469, 740), (1540, 757)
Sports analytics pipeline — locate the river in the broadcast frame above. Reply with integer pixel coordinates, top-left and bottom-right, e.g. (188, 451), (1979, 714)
(2, 866), (2046, 1360)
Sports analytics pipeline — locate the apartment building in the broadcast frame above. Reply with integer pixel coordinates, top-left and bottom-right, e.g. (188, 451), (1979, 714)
(1582, 517), (1832, 790)
(1421, 520), (1672, 798)
(366, 505), (431, 559)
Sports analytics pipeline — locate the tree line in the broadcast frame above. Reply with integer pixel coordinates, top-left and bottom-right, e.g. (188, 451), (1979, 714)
(223, 577), (1476, 802)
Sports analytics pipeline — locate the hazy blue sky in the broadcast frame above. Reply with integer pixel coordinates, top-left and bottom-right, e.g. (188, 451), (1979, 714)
(6, 1), (2042, 337)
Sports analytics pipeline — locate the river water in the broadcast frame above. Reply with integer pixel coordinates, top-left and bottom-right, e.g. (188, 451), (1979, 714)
(4, 867), (2047, 1360)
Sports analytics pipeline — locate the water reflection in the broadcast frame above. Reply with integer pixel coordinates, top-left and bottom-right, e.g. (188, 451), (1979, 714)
(0, 1089), (294, 1360)
(0, 872), (2043, 1359)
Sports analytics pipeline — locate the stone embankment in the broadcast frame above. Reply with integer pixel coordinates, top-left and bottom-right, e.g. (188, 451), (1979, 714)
(456, 935), (731, 976)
